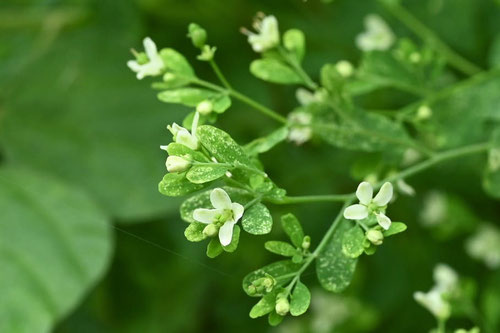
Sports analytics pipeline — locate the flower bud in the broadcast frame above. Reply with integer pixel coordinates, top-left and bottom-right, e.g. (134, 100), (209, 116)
(417, 105), (432, 120)
(366, 229), (384, 245)
(196, 100), (213, 115)
(275, 297), (290, 316)
(166, 156), (191, 173)
(203, 224), (218, 237)
(301, 235), (311, 249)
(247, 284), (257, 296)
(262, 277), (275, 292)
(197, 45), (216, 61)
(188, 23), (207, 48)
(163, 72), (176, 82)
(335, 60), (354, 78)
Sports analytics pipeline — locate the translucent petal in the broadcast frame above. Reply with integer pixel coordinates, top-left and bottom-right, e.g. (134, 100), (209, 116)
(193, 208), (222, 224)
(219, 221), (236, 246)
(376, 212), (391, 230)
(210, 188), (232, 210)
(373, 182), (393, 206)
(143, 37), (158, 60)
(343, 204), (369, 220)
(231, 203), (244, 223)
(127, 60), (141, 72)
(356, 182), (373, 205)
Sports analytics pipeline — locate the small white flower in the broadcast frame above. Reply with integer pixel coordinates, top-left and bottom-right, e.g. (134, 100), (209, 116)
(165, 156), (191, 173)
(243, 14), (280, 53)
(287, 111), (313, 145)
(167, 112), (200, 150)
(193, 188), (244, 246)
(127, 37), (164, 80)
(433, 263), (458, 293)
(397, 179), (415, 196)
(419, 191), (447, 227)
(414, 289), (451, 320)
(295, 88), (318, 106)
(335, 60), (354, 78)
(344, 182), (393, 230)
(465, 224), (500, 269)
(356, 14), (395, 52)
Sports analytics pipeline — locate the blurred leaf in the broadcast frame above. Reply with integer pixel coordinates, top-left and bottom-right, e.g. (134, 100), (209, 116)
(157, 87), (216, 107)
(283, 29), (306, 63)
(249, 290), (277, 319)
(267, 311), (284, 326)
(184, 221), (207, 242)
(290, 281), (311, 316)
(0, 167), (112, 333)
(158, 172), (204, 197)
(242, 203), (273, 235)
(383, 222), (407, 237)
(159, 48), (195, 77)
(265, 241), (297, 257)
(244, 127), (289, 156)
(250, 59), (302, 84)
(280, 213), (305, 248)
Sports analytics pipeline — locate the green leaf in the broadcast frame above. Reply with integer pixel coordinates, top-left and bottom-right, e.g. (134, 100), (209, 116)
(0, 168), (112, 333)
(206, 238), (224, 258)
(180, 187), (251, 223)
(320, 63), (343, 92)
(186, 164), (229, 184)
(196, 125), (253, 166)
(283, 29), (306, 62)
(244, 127), (289, 156)
(157, 88), (216, 107)
(223, 225), (240, 252)
(316, 219), (358, 293)
(243, 260), (301, 296)
(265, 241), (297, 257)
(164, 143), (209, 162)
(341, 225), (365, 259)
(212, 94), (232, 113)
(290, 281), (311, 316)
(249, 291), (277, 318)
(242, 203), (273, 235)
(158, 172), (204, 197)
(159, 48), (195, 77)
(483, 131), (500, 198)
(484, 168), (500, 199)
(250, 59), (303, 84)
(184, 222), (207, 242)
(280, 213), (305, 248)
(268, 311), (285, 326)
(383, 222), (408, 237)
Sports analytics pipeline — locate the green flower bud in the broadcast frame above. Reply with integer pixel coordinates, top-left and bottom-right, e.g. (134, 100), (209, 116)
(301, 235), (311, 249)
(197, 45), (216, 61)
(163, 72), (176, 82)
(335, 60), (354, 78)
(166, 155), (191, 173)
(196, 100), (213, 115)
(417, 105), (432, 120)
(366, 229), (384, 246)
(275, 297), (290, 316)
(203, 224), (218, 237)
(247, 284), (257, 296)
(188, 23), (207, 48)
(262, 277), (275, 292)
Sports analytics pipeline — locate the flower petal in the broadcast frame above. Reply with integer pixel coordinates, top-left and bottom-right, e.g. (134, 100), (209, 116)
(193, 208), (222, 224)
(143, 37), (158, 60)
(376, 212), (391, 230)
(231, 203), (244, 223)
(373, 182), (393, 206)
(219, 221), (236, 246)
(356, 182), (373, 205)
(210, 188), (232, 210)
(343, 204), (369, 220)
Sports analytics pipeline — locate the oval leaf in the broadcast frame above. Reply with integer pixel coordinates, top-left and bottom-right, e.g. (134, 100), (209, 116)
(157, 88), (216, 107)
(249, 290), (278, 319)
(159, 48), (195, 77)
(341, 225), (365, 258)
(158, 172), (204, 197)
(383, 222), (408, 237)
(184, 222), (207, 242)
(280, 213), (305, 248)
(265, 241), (297, 257)
(186, 164), (229, 184)
(242, 203), (273, 235)
(250, 59), (303, 84)
(290, 281), (311, 316)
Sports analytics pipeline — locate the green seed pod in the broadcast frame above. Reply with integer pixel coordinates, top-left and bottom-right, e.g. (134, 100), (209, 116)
(188, 23), (207, 48)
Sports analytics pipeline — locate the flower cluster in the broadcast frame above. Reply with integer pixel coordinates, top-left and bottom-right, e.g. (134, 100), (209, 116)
(356, 14), (395, 52)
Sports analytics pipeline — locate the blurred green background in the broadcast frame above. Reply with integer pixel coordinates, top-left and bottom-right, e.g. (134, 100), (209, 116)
(1, 0), (500, 332)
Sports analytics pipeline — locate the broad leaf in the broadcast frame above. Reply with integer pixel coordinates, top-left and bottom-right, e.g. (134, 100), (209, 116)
(265, 241), (297, 257)
(186, 164), (229, 184)
(250, 59), (302, 84)
(268, 311), (284, 326)
(0, 168), (112, 333)
(242, 203), (273, 235)
(290, 281), (311, 316)
(157, 88), (216, 107)
(159, 48), (195, 77)
(184, 222), (207, 242)
(280, 213), (305, 248)
(341, 225), (365, 258)
(158, 172), (204, 197)
(206, 238), (223, 258)
(249, 290), (278, 319)
(244, 127), (289, 156)
(383, 222), (408, 237)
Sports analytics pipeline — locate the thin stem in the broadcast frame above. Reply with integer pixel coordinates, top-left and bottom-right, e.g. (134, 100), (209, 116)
(209, 59), (232, 89)
(268, 194), (353, 205)
(277, 46), (318, 90)
(436, 318), (446, 333)
(382, 1), (482, 76)
(193, 161), (268, 177)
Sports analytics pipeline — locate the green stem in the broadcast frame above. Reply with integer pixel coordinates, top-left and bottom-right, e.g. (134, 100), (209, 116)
(381, 1), (482, 76)
(278, 46), (318, 90)
(193, 161), (268, 177)
(209, 59), (233, 89)
(192, 78), (287, 124)
(437, 318), (446, 333)
(268, 194), (353, 204)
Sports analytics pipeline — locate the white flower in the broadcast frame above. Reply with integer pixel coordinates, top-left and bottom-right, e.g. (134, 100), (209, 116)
(287, 111), (313, 145)
(165, 156), (191, 173)
(414, 289), (451, 320)
(295, 88), (318, 106)
(434, 263), (458, 293)
(193, 188), (244, 246)
(335, 60), (354, 78)
(343, 182), (393, 230)
(356, 14), (395, 52)
(166, 112), (200, 150)
(243, 14), (280, 53)
(127, 37), (164, 80)
(397, 179), (415, 196)
(465, 224), (500, 269)
(419, 191), (447, 227)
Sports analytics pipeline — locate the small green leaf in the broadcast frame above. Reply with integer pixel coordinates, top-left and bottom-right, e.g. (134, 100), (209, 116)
(243, 260), (301, 296)
(280, 213), (305, 248)
(283, 29), (306, 62)
(341, 225), (365, 258)
(242, 203), (273, 235)
(250, 59), (303, 84)
(316, 219), (358, 293)
(290, 281), (311, 316)
(364, 243), (377, 255)
(152, 77), (190, 90)
(320, 63), (343, 92)
(383, 222), (408, 237)
(184, 222), (207, 242)
(244, 127), (289, 156)
(159, 48), (195, 77)
(268, 311), (285, 326)
(186, 164), (229, 184)
(212, 94), (232, 113)
(249, 291), (278, 319)
(206, 238), (224, 258)
(223, 225), (240, 252)
(265, 241), (297, 257)
(292, 254), (303, 264)
(158, 172), (204, 197)
(165, 143), (209, 162)
(157, 88), (216, 107)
